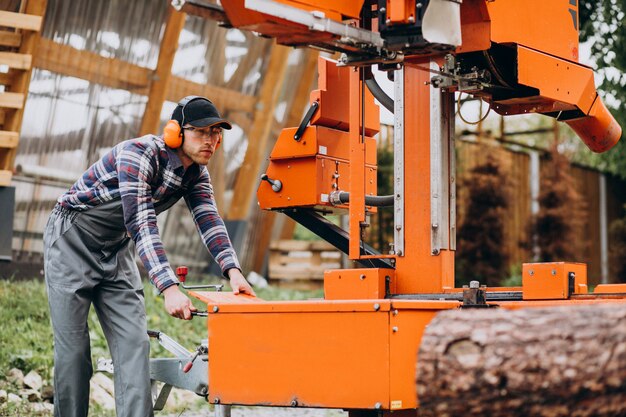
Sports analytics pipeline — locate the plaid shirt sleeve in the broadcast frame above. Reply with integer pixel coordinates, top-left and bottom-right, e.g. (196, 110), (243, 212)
(116, 141), (179, 293)
(184, 167), (241, 277)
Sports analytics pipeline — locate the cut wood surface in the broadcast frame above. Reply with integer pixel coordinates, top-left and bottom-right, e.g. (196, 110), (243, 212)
(417, 303), (626, 417)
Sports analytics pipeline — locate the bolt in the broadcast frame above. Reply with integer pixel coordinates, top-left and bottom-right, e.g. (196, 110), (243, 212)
(386, 18), (391, 25)
(416, 2), (423, 8)
(200, 387), (208, 396)
(395, 224), (402, 231)
(375, 402), (382, 409)
(529, 270), (534, 276)
(393, 309), (398, 316)
(214, 398), (220, 404)
(360, 274), (366, 280)
(392, 326), (398, 332)
(408, 16), (415, 23)
(432, 248), (440, 255)
(373, 303), (380, 311)
(432, 223), (439, 229)
(291, 399), (298, 407)
(469, 280), (480, 289)
(212, 305), (219, 313)
(380, 7), (386, 13)
(551, 269), (556, 276)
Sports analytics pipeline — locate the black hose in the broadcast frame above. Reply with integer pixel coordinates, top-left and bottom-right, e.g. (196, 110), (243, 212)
(364, 67), (394, 113)
(336, 191), (394, 207)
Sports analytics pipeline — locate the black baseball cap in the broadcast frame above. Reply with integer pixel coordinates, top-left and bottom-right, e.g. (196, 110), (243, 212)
(171, 97), (233, 130)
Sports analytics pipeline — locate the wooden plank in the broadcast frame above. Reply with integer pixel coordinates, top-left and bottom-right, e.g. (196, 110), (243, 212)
(0, 30), (21, 48)
(0, 52), (31, 70)
(0, 92), (24, 109)
(139, 6), (186, 136)
(227, 44), (291, 220)
(0, 71), (14, 86)
(166, 75), (257, 115)
(0, 169), (11, 186)
(34, 38), (151, 93)
(32, 39), (258, 116)
(0, 0), (47, 177)
(0, 130), (18, 148)
(0, 109), (5, 125)
(0, 10), (43, 32)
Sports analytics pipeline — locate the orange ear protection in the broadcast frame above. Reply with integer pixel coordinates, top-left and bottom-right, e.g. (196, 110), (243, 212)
(163, 96), (207, 149)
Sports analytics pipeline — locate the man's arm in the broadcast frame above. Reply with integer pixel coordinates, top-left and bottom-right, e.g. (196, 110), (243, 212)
(116, 142), (196, 319)
(184, 168), (254, 295)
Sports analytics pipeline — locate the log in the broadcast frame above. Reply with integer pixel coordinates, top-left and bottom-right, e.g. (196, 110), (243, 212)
(417, 303), (626, 417)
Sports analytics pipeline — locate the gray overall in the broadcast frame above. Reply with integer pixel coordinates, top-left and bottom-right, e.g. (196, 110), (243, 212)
(43, 199), (153, 417)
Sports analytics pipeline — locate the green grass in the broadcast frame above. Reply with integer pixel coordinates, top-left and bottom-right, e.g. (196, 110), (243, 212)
(0, 278), (322, 415)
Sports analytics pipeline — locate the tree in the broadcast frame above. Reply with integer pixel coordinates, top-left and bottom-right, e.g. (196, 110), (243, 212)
(530, 144), (587, 262)
(578, 0), (626, 179)
(456, 154), (511, 287)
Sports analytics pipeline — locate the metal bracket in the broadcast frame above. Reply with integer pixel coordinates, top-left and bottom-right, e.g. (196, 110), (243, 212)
(151, 382), (173, 411)
(393, 66), (405, 257)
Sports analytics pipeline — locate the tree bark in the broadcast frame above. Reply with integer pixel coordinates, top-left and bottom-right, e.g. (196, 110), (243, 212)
(417, 303), (626, 417)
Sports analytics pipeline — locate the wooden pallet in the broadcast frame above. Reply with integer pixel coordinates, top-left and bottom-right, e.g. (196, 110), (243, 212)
(268, 240), (342, 289)
(0, 2), (46, 186)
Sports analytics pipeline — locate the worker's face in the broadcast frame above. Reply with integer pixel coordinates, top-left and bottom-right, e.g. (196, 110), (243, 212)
(180, 125), (222, 166)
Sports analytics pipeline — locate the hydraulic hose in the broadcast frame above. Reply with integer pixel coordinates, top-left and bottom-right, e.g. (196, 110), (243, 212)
(330, 191), (394, 207)
(363, 67), (394, 113)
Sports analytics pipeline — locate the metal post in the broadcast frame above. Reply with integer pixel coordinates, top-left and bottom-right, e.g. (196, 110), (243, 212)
(599, 173), (608, 284)
(429, 60), (453, 255)
(215, 404), (232, 417)
(394, 66), (405, 256)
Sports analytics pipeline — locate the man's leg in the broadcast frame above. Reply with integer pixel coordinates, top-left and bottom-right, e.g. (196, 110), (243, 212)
(93, 239), (154, 417)
(44, 211), (96, 417)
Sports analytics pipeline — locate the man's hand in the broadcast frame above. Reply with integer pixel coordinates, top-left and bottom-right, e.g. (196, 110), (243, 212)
(162, 285), (197, 320)
(228, 269), (256, 296)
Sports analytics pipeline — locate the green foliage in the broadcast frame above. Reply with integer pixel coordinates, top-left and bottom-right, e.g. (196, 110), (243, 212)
(578, 0), (626, 179)
(0, 280), (54, 381)
(501, 264), (522, 287)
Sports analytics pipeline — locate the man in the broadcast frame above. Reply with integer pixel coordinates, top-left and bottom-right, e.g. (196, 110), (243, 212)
(43, 96), (254, 417)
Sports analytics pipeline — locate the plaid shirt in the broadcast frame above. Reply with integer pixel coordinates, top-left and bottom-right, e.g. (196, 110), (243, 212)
(58, 134), (241, 292)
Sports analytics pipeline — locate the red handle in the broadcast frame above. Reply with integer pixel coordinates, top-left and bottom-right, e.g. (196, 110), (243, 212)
(176, 266), (189, 283)
(183, 361), (193, 373)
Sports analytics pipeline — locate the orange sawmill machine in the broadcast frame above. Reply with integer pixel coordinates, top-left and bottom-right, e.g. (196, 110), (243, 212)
(149, 0), (626, 414)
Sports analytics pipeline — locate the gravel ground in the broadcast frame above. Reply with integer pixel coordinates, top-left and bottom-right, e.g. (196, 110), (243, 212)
(164, 406), (348, 417)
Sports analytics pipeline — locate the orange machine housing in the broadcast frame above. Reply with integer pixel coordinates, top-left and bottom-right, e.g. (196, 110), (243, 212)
(258, 57), (380, 211)
(522, 262), (588, 301)
(455, 0), (621, 152)
(257, 126), (378, 210)
(189, 1), (626, 415)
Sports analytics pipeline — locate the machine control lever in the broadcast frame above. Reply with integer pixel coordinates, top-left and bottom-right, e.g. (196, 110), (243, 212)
(183, 345), (208, 373)
(176, 266), (224, 291)
(260, 174), (282, 192)
(293, 101), (319, 141)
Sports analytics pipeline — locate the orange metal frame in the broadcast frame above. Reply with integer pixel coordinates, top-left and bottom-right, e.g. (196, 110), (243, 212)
(191, 0), (626, 414)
